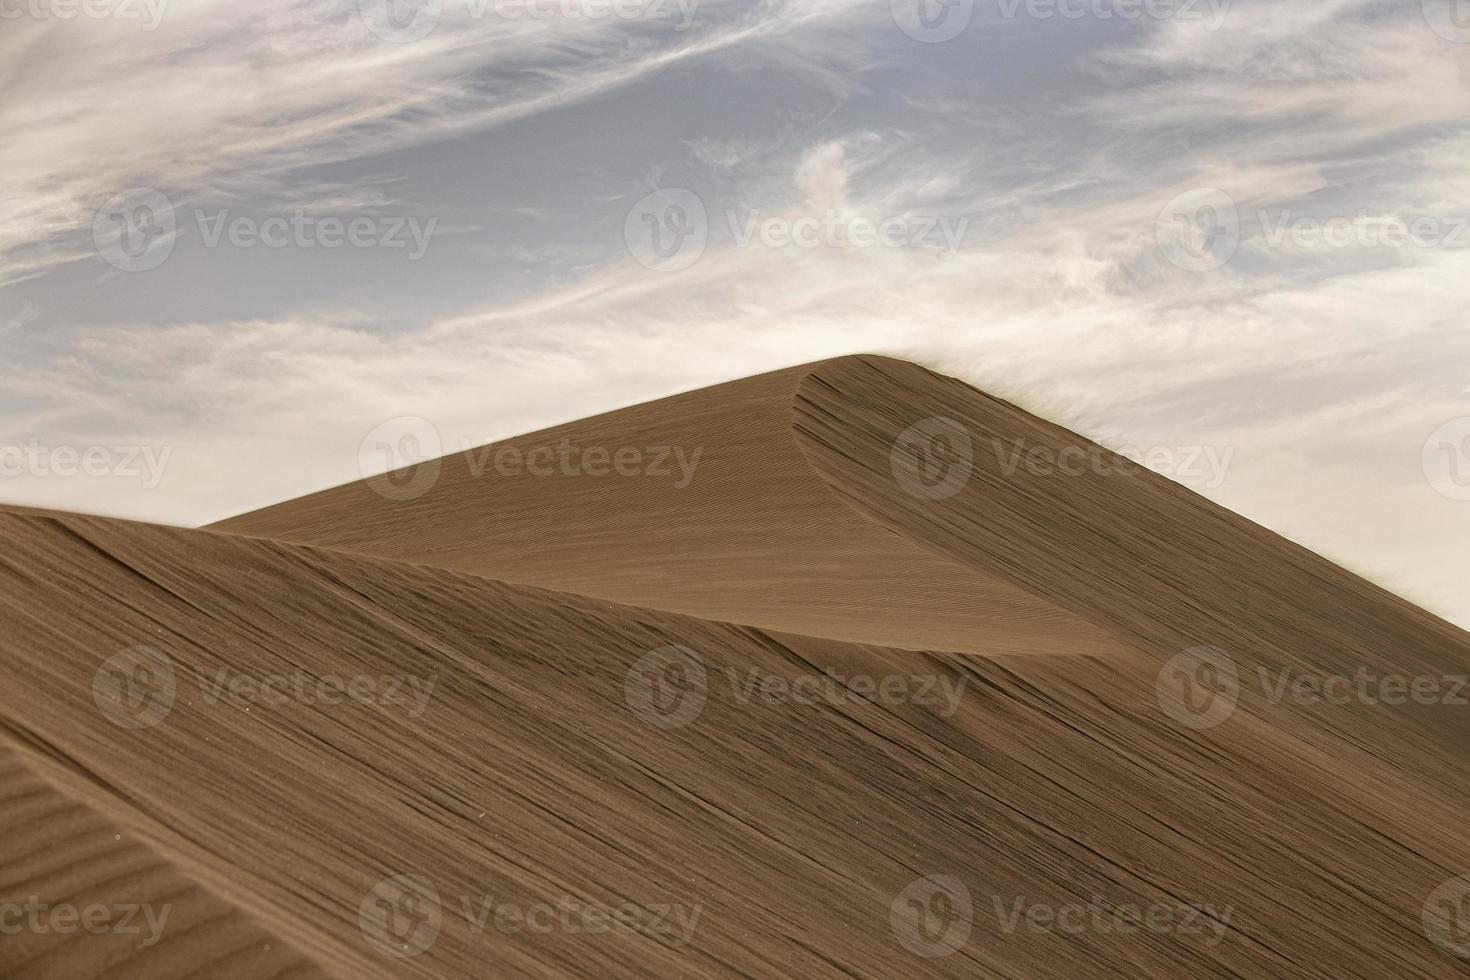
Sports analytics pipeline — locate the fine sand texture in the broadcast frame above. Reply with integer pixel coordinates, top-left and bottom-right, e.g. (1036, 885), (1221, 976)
(211, 360), (1128, 659)
(2, 354), (1469, 978)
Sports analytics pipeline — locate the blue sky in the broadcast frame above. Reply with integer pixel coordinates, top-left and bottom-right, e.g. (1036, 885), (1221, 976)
(2, 0), (1469, 626)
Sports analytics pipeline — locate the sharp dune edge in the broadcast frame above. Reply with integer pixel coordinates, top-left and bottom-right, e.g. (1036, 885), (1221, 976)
(1, 355), (1468, 978)
(211, 357), (1127, 659)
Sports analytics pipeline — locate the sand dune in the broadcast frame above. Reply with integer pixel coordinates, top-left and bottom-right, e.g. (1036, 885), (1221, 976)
(4, 356), (1470, 978)
(0, 745), (323, 979)
(212, 358), (1128, 658)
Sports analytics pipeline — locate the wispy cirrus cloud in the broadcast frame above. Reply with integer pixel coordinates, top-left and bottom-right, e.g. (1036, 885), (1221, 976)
(0, 0), (867, 284)
(2, 0), (1469, 624)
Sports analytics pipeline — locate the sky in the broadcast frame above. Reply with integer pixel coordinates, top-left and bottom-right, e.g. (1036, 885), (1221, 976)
(2, 0), (1468, 626)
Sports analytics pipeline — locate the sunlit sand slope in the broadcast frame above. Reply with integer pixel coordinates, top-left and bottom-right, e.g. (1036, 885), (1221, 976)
(211, 361), (1128, 658)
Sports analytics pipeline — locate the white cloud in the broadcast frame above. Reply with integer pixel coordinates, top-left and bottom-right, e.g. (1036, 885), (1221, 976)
(2, 0), (1467, 629)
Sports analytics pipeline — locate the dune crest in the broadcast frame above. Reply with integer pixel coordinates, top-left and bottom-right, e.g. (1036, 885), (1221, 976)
(212, 358), (1132, 658)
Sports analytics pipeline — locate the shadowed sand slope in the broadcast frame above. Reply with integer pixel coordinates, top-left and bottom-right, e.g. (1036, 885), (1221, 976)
(794, 356), (1470, 750)
(211, 361), (1128, 659)
(2, 511), (1470, 977)
(0, 744), (326, 980)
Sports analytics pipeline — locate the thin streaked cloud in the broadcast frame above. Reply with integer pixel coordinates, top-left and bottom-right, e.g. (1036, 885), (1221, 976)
(2, 0), (1468, 625)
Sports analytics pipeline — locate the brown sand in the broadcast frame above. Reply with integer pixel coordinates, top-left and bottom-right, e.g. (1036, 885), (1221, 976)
(3, 355), (1469, 978)
(211, 360), (1127, 658)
